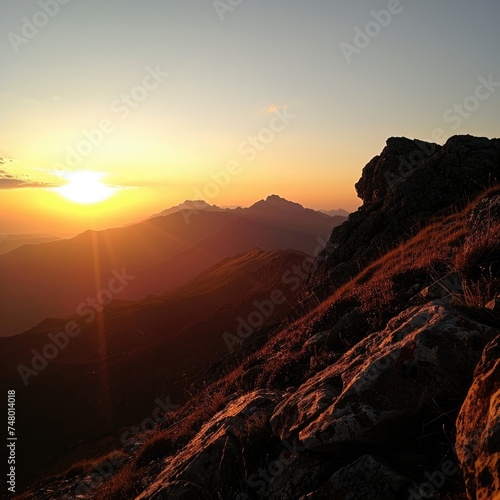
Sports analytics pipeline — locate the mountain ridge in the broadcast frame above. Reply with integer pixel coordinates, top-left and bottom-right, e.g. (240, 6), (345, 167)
(146, 194), (348, 222)
(0, 198), (345, 336)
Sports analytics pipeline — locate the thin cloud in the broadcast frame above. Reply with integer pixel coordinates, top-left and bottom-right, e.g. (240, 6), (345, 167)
(260, 104), (288, 114)
(0, 159), (57, 190)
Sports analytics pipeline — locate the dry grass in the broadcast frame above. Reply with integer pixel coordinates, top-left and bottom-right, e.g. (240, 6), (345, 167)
(454, 222), (500, 309)
(61, 450), (128, 480)
(96, 387), (232, 499)
(94, 464), (140, 500)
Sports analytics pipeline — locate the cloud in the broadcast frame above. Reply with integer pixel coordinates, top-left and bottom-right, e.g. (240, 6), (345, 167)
(260, 104), (288, 114)
(0, 159), (57, 190)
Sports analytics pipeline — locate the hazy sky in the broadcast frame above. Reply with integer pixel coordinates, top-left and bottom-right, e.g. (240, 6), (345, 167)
(0, 0), (499, 234)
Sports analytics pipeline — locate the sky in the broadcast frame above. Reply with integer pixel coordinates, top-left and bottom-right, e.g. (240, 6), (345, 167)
(0, 0), (499, 235)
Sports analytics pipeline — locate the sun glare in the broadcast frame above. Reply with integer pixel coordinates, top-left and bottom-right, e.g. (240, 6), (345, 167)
(54, 171), (118, 204)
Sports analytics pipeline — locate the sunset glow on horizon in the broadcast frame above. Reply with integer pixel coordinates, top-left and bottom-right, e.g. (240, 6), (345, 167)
(1, 0), (499, 235)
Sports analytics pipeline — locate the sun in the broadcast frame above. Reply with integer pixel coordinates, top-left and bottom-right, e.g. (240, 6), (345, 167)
(54, 171), (118, 204)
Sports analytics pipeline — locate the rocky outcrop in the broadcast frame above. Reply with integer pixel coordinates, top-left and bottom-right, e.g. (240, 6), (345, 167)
(142, 302), (496, 499)
(456, 335), (500, 500)
(313, 135), (500, 291)
(271, 301), (496, 453)
(137, 390), (282, 499)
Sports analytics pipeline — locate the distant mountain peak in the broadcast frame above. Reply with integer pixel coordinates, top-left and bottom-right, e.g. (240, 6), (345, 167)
(172, 199), (221, 211)
(265, 194), (296, 204)
(181, 199), (214, 208)
(320, 208), (350, 218)
(150, 200), (223, 219)
(265, 194), (288, 202)
(249, 195), (305, 211)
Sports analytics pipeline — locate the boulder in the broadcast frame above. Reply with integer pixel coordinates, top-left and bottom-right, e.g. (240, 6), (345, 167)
(304, 329), (343, 353)
(334, 307), (371, 349)
(137, 390), (282, 499)
(263, 454), (336, 500)
(271, 301), (497, 453)
(240, 365), (264, 390)
(418, 272), (462, 304)
(455, 335), (500, 500)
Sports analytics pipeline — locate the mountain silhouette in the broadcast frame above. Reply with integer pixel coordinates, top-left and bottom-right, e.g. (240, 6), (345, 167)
(0, 196), (345, 336)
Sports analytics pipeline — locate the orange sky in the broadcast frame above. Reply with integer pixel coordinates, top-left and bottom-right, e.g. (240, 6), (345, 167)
(0, 158), (363, 235)
(1, 1), (499, 235)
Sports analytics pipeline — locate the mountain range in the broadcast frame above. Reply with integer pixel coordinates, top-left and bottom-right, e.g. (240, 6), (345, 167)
(0, 195), (346, 337)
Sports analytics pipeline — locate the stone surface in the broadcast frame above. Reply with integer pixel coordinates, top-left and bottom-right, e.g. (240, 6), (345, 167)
(137, 390), (282, 499)
(456, 335), (500, 500)
(271, 302), (497, 453)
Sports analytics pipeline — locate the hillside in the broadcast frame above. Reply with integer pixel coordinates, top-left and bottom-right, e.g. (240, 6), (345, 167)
(0, 234), (61, 255)
(15, 135), (500, 500)
(1, 248), (311, 491)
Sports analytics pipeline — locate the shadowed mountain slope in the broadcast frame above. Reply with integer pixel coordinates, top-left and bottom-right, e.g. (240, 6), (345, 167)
(0, 248), (310, 491)
(0, 197), (343, 336)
